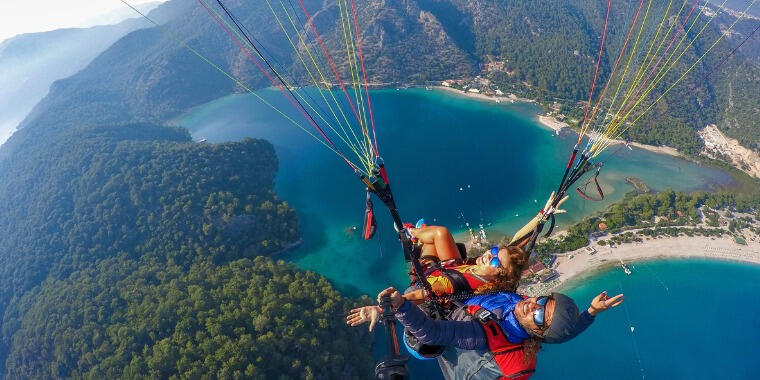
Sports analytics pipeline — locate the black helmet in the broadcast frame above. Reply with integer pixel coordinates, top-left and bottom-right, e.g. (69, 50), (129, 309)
(541, 292), (582, 344)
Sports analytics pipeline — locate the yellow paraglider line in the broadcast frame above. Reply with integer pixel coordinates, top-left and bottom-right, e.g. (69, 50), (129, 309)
(197, 0), (372, 171)
(583, 0), (655, 142)
(592, 0), (735, 155)
(589, 0), (666, 147)
(589, 0), (683, 144)
(595, 0), (714, 150)
(604, 0), (759, 149)
(339, 0), (373, 154)
(269, 0), (375, 171)
(117, 0), (358, 172)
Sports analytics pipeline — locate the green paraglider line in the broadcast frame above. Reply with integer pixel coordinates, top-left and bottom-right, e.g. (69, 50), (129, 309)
(197, 0), (353, 168)
(578, 0), (612, 141)
(117, 0), (359, 173)
(207, 0), (374, 172)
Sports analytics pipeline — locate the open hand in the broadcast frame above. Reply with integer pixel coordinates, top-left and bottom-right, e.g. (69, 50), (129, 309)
(346, 305), (382, 331)
(588, 291), (624, 316)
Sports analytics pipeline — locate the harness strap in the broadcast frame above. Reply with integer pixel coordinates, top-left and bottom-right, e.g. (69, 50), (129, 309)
(492, 345), (523, 355)
(362, 191), (377, 240)
(469, 306), (512, 352)
(543, 214), (556, 238)
(441, 268), (474, 294)
(576, 166), (604, 201)
(467, 305), (535, 379)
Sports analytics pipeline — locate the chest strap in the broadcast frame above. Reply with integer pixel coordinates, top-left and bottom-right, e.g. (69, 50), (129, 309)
(441, 268), (474, 293)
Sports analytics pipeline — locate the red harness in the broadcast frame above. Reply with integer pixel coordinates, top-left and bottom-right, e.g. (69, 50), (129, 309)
(467, 305), (536, 379)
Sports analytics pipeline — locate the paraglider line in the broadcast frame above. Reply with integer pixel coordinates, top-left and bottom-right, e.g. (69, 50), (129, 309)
(200, 1), (331, 145)
(297, 0), (367, 131)
(349, 0), (379, 156)
(579, 0), (611, 141)
(117, 0), (351, 165)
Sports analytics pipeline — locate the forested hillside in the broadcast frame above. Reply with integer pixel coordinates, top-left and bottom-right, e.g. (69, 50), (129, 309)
(454, 0), (759, 153)
(4, 257), (371, 379)
(0, 122), (374, 377)
(0, 1), (381, 376)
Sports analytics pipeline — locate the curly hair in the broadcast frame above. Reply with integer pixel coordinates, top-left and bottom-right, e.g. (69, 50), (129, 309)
(522, 337), (542, 363)
(474, 245), (528, 293)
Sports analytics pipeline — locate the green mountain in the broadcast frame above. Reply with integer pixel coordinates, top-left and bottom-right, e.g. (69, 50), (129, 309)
(0, 1), (385, 376)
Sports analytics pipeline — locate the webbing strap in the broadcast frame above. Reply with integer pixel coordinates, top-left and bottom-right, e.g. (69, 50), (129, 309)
(576, 167), (605, 201)
(363, 192), (377, 240)
(441, 269), (473, 294)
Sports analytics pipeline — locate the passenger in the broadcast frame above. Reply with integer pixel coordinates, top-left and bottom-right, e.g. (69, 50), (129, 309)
(407, 225), (529, 299)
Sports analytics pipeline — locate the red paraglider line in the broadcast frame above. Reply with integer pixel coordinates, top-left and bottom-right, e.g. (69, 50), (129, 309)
(617, 0), (700, 121)
(579, 0), (612, 143)
(585, 0), (646, 131)
(197, 0), (357, 170)
(297, 0), (365, 131)
(349, 0), (379, 157)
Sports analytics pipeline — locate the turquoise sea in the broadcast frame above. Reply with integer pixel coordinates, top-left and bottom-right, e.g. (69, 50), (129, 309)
(176, 88), (757, 378)
(536, 260), (760, 379)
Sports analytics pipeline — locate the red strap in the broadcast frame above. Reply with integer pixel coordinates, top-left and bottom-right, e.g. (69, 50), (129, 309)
(362, 196), (377, 240)
(576, 171), (604, 201)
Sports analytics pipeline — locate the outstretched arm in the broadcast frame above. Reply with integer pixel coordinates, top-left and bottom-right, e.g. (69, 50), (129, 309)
(570, 291), (625, 340)
(587, 291), (624, 316)
(378, 287), (488, 350)
(509, 192), (569, 247)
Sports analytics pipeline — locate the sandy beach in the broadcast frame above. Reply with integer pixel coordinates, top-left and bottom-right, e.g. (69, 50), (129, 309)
(432, 87), (760, 167)
(536, 114), (683, 158)
(432, 86), (533, 104)
(433, 85), (760, 176)
(537, 115), (568, 133)
(625, 141), (682, 157)
(520, 235), (760, 295)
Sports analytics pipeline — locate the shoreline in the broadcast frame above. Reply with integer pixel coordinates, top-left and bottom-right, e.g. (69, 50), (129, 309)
(520, 234), (760, 295)
(535, 114), (683, 158)
(432, 85), (535, 104)
(433, 85), (688, 160)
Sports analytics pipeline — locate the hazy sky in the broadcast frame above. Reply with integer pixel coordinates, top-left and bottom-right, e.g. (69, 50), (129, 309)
(0, 0), (167, 43)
